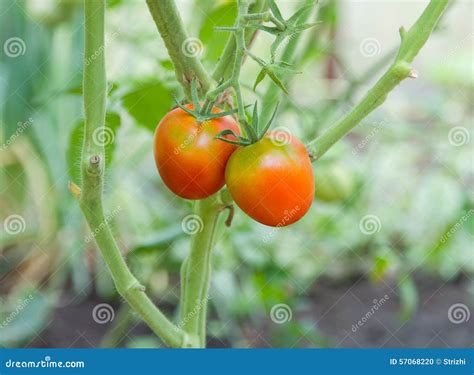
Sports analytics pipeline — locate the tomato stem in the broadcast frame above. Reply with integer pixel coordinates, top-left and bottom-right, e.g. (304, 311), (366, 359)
(146, 0), (212, 96)
(307, 0), (449, 161)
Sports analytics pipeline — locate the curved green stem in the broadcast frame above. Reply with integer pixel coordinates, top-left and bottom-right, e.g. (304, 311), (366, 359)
(179, 196), (223, 347)
(79, 0), (194, 348)
(146, 0), (211, 95)
(307, 0), (449, 160)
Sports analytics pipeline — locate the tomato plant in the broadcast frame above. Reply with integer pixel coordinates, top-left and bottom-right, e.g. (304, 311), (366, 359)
(153, 104), (239, 199)
(225, 132), (314, 226)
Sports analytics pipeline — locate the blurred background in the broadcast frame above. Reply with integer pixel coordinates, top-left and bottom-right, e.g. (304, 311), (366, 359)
(0, 0), (472, 348)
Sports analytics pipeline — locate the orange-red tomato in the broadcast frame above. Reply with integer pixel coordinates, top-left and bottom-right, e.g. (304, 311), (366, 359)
(225, 132), (315, 226)
(154, 105), (240, 199)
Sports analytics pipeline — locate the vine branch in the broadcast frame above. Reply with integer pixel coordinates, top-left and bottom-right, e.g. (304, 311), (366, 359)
(146, 0), (212, 95)
(307, 0), (449, 160)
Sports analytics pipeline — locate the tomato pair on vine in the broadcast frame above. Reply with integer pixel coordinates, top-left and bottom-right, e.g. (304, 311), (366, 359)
(153, 99), (314, 227)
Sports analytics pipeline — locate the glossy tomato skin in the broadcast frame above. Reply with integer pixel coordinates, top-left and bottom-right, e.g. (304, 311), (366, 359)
(154, 105), (239, 199)
(225, 132), (315, 227)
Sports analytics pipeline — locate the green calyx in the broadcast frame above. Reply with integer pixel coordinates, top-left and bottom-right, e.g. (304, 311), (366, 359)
(215, 101), (279, 147)
(174, 79), (239, 123)
(249, 53), (301, 94)
(249, 1), (319, 61)
(214, 0), (317, 96)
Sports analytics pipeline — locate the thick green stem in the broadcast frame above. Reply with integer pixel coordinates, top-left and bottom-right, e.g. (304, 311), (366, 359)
(179, 196), (222, 347)
(79, 0), (193, 348)
(146, 0), (212, 94)
(307, 0), (449, 160)
(100, 304), (133, 348)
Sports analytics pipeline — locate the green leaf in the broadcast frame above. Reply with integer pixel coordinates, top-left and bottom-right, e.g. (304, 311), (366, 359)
(190, 79), (201, 111)
(287, 4), (313, 25)
(246, 24), (279, 35)
(259, 102), (279, 136)
(293, 22), (319, 33)
(216, 129), (240, 139)
(215, 129), (250, 146)
(369, 255), (390, 282)
(199, 2), (237, 63)
(242, 120), (258, 142)
(267, 70), (289, 94)
(267, 0), (284, 23)
(122, 81), (174, 131)
(253, 69), (267, 91)
(205, 108), (239, 119)
(397, 274), (418, 323)
(215, 136), (250, 146)
(66, 112), (121, 183)
(159, 60), (174, 71)
(251, 101), (259, 130)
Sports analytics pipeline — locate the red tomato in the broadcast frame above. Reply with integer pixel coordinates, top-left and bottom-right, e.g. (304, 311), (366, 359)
(154, 105), (239, 199)
(225, 132), (315, 226)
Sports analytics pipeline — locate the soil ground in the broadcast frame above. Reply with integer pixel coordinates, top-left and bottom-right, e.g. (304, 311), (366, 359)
(29, 276), (473, 348)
